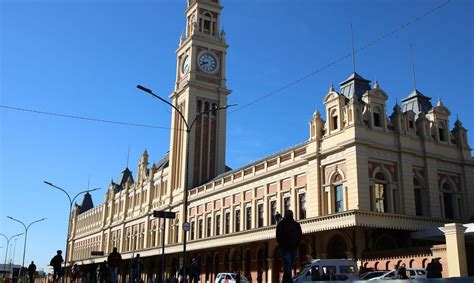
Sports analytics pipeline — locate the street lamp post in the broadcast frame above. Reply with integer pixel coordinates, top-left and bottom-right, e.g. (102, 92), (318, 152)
(6, 216), (46, 280)
(136, 85), (234, 282)
(43, 181), (100, 283)
(0, 233), (23, 271)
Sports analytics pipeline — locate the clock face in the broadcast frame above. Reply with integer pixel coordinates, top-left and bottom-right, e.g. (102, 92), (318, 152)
(198, 52), (218, 73)
(181, 55), (190, 74)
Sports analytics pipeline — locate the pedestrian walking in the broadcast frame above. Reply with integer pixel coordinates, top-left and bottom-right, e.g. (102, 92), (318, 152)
(190, 258), (199, 283)
(132, 254), (142, 282)
(432, 258), (443, 278)
(71, 263), (79, 283)
(397, 263), (408, 279)
(50, 250), (64, 283)
(28, 261), (37, 283)
(276, 210), (302, 283)
(107, 247), (122, 283)
(97, 260), (108, 283)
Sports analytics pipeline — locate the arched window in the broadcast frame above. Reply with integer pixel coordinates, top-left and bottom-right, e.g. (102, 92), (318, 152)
(373, 106), (382, 127)
(202, 12), (212, 35)
(331, 109), (338, 131)
(298, 193), (306, 220)
(442, 182), (454, 219)
(414, 177), (424, 216)
(374, 172), (388, 212)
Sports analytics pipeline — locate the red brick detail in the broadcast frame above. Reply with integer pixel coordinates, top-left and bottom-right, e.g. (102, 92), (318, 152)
(368, 161), (379, 178)
(244, 191), (252, 201)
(384, 164), (398, 182)
(234, 194), (241, 204)
(438, 173), (447, 188)
(281, 179), (291, 191)
(256, 187), (264, 198)
(214, 200), (221, 209)
(268, 183), (277, 194)
(190, 207), (195, 217)
(206, 202), (213, 212)
(296, 175), (306, 187)
(198, 205), (204, 215)
(224, 197), (231, 207)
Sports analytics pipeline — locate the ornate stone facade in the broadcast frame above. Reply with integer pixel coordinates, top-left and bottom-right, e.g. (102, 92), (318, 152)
(68, 0), (473, 281)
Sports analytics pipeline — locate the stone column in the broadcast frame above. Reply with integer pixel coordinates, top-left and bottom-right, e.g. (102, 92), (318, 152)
(443, 223), (467, 277)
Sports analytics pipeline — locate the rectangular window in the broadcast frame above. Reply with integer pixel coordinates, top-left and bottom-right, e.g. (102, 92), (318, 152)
(414, 189), (423, 216)
(284, 197), (291, 213)
(246, 206), (252, 230)
(409, 120), (414, 129)
(198, 219), (203, 239)
(374, 113), (381, 127)
(225, 212), (230, 234)
(298, 193), (306, 219)
(215, 215), (221, 236)
(374, 183), (386, 212)
(207, 217), (212, 237)
(439, 128), (445, 141)
(190, 221), (195, 240)
(335, 185), (344, 213)
(257, 203), (264, 227)
(332, 116), (338, 130)
(235, 210), (241, 232)
(270, 200), (277, 225)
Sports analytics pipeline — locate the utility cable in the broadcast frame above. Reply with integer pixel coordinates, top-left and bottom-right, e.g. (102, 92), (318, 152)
(229, 0), (451, 114)
(0, 104), (175, 130)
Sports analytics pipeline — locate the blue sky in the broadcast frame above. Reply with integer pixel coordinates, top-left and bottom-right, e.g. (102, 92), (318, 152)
(1, 0), (472, 272)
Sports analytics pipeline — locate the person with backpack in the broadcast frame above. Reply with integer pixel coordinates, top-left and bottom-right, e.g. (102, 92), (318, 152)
(276, 210), (302, 283)
(50, 250), (64, 283)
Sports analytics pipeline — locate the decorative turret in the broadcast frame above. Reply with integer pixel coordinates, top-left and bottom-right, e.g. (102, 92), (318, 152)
(362, 80), (388, 130)
(452, 117), (469, 148)
(309, 110), (325, 140)
(78, 192), (94, 214)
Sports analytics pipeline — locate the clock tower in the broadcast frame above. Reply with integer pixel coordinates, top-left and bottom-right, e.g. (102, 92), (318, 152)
(169, 0), (230, 194)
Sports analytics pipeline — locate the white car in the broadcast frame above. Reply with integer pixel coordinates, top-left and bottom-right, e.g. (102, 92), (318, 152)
(358, 270), (389, 280)
(293, 259), (359, 282)
(368, 268), (427, 280)
(215, 273), (250, 283)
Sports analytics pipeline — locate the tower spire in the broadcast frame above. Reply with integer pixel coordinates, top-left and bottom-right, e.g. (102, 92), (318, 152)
(410, 44), (417, 90)
(126, 144), (130, 168)
(350, 24), (356, 74)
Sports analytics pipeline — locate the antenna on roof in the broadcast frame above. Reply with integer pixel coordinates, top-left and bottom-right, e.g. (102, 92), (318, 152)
(126, 144), (130, 168)
(410, 44), (417, 90)
(350, 24), (356, 74)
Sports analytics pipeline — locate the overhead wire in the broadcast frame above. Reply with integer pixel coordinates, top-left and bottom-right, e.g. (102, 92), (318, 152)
(0, 0), (451, 127)
(229, 0), (451, 114)
(0, 105), (176, 130)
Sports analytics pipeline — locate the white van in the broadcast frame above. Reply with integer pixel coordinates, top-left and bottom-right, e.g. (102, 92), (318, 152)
(293, 259), (358, 282)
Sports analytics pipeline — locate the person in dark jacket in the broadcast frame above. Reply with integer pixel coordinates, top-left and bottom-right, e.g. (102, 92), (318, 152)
(50, 250), (64, 283)
(28, 261), (37, 283)
(397, 263), (408, 279)
(432, 258), (443, 278)
(190, 258), (199, 283)
(107, 247), (122, 283)
(276, 210), (302, 283)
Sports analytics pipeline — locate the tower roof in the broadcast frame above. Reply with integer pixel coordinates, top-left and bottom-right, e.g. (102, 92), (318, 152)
(78, 192), (94, 214)
(339, 72), (371, 100)
(401, 89), (433, 116)
(118, 167), (134, 187)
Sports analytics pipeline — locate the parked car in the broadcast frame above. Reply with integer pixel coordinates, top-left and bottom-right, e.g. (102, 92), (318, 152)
(293, 259), (358, 282)
(358, 271), (389, 280)
(215, 272), (250, 283)
(367, 268), (427, 280)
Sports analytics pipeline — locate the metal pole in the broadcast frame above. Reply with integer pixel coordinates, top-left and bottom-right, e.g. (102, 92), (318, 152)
(43, 181), (100, 283)
(161, 219), (166, 283)
(182, 128), (191, 283)
(0, 234), (23, 269)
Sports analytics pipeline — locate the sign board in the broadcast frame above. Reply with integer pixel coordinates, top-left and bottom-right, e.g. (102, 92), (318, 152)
(153, 210), (176, 219)
(91, 251), (104, 256)
(183, 222), (190, 231)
